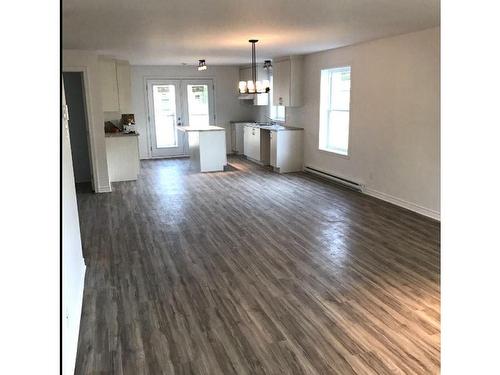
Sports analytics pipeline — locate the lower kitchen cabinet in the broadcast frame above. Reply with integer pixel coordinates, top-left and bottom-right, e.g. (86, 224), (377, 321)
(231, 122), (248, 154)
(269, 129), (303, 173)
(105, 133), (140, 182)
(243, 125), (261, 162)
(244, 124), (303, 173)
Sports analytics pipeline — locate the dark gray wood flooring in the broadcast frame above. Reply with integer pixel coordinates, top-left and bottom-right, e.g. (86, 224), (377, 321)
(74, 156), (440, 375)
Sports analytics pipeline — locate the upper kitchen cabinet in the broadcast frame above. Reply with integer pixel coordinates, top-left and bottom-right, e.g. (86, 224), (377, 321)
(272, 56), (304, 107)
(239, 65), (269, 106)
(115, 61), (132, 113)
(99, 58), (119, 112)
(99, 58), (132, 113)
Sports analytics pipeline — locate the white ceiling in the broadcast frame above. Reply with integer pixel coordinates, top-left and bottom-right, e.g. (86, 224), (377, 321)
(63, 0), (440, 66)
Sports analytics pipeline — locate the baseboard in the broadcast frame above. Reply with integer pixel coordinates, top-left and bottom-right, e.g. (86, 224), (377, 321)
(148, 155), (190, 159)
(364, 188), (440, 221)
(96, 184), (112, 193)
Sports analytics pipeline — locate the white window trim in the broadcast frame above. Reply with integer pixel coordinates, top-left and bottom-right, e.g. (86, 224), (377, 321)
(318, 65), (352, 157)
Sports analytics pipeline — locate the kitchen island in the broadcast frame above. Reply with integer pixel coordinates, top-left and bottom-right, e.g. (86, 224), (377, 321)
(177, 125), (227, 172)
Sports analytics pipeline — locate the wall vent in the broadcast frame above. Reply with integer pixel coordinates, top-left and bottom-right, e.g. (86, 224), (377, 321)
(304, 166), (365, 192)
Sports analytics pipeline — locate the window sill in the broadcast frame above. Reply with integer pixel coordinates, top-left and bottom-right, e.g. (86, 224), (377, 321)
(318, 147), (350, 159)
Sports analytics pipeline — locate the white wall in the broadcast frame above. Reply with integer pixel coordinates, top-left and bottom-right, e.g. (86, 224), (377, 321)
(62, 87), (86, 375)
(131, 65), (255, 158)
(284, 27), (440, 219)
(63, 50), (111, 192)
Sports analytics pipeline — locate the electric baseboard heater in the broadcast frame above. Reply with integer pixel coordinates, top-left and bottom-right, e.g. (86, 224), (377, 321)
(304, 166), (365, 192)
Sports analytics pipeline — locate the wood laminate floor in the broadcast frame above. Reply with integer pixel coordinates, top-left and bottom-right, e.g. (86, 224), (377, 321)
(75, 156), (440, 375)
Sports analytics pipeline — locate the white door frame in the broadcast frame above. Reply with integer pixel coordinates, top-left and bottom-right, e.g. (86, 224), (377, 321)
(143, 76), (217, 159)
(146, 79), (187, 158)
(63, 67), (98, 192)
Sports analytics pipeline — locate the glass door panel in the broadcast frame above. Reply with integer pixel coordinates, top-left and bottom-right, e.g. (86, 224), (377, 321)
(182, 80), (215, 127)
(186, 84), (209, 127)
(152, 84), (178, 148)
(147, 79), (186, 158)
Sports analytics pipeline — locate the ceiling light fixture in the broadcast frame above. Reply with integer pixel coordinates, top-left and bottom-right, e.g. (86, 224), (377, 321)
(198, 59), (207, 71)
(239, 40), (270, 94)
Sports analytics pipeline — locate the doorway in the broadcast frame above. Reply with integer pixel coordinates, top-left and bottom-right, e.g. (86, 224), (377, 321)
(146, 79), (215, 158)
(62, 72), (93, 192)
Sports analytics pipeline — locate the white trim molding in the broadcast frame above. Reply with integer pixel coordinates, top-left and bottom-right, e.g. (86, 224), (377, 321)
(96, 184), (112, 193)
(63, 66), (101, 193)
(364, 188), (440, 221)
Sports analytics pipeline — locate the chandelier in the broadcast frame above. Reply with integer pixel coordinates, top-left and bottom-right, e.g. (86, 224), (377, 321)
(238, 40), (270, 94)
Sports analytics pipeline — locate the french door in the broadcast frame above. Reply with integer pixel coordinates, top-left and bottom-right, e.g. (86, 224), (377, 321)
(147, 79), (215, 158)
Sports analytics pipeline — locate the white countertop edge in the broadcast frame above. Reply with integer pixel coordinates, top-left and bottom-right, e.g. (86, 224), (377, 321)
(177, 126), (225, 132)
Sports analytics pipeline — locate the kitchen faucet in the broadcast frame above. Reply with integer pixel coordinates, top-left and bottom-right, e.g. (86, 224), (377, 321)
(263, 115), (284, 126)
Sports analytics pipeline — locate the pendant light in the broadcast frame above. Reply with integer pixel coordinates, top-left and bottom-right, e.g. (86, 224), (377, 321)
(238, 40), (270, 94)
(198, 59), (207, 71)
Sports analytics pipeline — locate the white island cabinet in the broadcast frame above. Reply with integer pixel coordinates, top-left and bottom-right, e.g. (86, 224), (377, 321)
(177, 126), (227, 172)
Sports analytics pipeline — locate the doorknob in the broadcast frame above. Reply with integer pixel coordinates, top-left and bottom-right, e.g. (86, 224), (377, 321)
(177, 117), (182, 126)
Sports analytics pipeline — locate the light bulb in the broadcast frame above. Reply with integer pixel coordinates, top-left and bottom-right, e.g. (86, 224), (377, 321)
(247, 80), (255, 93)
(239, 81), (247, 94)
(255, 81), (264, 93)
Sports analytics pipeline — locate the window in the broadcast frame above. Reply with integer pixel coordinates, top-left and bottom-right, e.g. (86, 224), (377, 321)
(269, 75), (286, 121)
(319, 66), (351, 155)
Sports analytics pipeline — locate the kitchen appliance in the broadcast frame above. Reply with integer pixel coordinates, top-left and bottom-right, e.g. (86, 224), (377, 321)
(121, 113), (136, 133)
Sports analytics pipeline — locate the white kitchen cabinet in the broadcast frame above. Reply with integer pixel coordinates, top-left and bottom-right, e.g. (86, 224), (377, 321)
(239, 65), (269, 106)
(231, 122), (247, 154)
(243, 125), (260, 161)
(272, 56), (304, 107)
(270, 131), (277, 167)
(269, 129), (303, 173)
(99, 58), (132, 113)
(244, 125), (304, 172)
(116, 61), (132, 113)
(99, 58), (120, 112)
(243, 125), (271, 164)
(105, 134), (140, 182)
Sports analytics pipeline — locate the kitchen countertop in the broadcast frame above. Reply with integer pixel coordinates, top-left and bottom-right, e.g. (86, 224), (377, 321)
(244, 123), (304, 132)
(105, 132), (140, 137)
(177, 125), (225, 132)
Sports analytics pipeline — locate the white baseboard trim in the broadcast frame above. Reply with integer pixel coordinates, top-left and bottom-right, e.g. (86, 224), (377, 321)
(364, 188), (440, 221)
(143, 155), (190, 160)
(96, 184), (112, 193)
